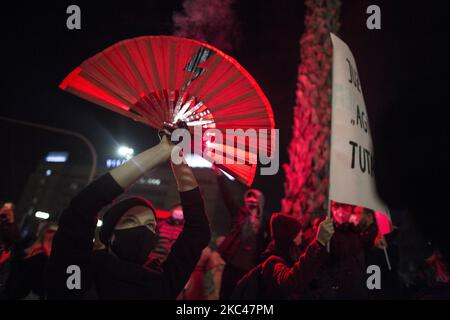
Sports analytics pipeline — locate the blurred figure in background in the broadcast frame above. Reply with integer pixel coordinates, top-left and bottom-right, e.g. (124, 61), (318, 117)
(260, 213), (303, 265)
(177, 235), (225, 300)
(214, 168), (269, 299)
(306, 202), (378, 299)
(177, 244), (210, 300)
(352, 206), (402, 299)
(399, 248), (450, 300)
(416, 250), (450, 299)
(5, 222), (57, 300)
(232, 213), (334, 299)
(204, 236), (226, 300)
(351, 206), (379, 249)
(388, 209), (449, 299)
(147, 203), (185, 267)
(0, 202), (19, 298)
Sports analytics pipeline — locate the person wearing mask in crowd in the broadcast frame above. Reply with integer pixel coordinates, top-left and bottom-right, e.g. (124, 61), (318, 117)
(232, 213), (335, 299)
(351, 206), (403, 299)
(308, 203), (378, 299)
(46, 133), (211, 299)
(5, 222), (57, 299)
(0, 202), (19, 298)
(351, 206), (379, 249)
(213, 167), (269, 299)
(147, 203), (185, 267)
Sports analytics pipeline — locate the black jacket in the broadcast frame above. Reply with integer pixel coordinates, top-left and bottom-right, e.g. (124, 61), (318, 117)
(215, 174), (268, 267)
(232, 241), (327, 300)
(46, 173), (210, 299)
(305, 222), (378, 300)
(6, 252), (48, 299)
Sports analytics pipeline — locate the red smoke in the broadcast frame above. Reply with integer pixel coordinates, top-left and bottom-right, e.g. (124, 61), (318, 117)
(173, 0), (240, 53)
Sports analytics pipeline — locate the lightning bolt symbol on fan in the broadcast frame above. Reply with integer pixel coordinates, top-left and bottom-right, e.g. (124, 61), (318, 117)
(172, 47), (215, 127)
(182, 47), (213, 90)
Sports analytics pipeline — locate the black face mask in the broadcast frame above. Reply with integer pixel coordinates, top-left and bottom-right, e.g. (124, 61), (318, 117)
(111, 226), (157, 265)
(246, 200), (259, 211)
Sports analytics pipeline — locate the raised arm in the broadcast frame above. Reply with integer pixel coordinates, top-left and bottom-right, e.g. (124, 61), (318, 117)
(157, 156), (211, 298)
(110, 136), (173, 188)
(170, 150), (199, 192)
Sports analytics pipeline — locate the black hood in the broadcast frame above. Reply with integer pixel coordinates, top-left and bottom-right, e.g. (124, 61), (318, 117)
(99, 196), (156, 248)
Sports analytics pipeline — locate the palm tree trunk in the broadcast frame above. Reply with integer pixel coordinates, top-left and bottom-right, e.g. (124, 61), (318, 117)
(282, 0), (341, 224)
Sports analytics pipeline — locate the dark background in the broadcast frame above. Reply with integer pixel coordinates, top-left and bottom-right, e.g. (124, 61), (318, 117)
(1, 1), (449, 255)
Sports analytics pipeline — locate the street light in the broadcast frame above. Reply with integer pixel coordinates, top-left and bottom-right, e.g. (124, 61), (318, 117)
(117, 146), (134, 159)
(35, 211), (50, 220)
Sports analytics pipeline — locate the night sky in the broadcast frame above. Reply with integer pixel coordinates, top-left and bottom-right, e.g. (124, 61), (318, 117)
(1, 1), (449, 255)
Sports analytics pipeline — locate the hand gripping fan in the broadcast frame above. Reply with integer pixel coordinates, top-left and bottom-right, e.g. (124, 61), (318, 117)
(60, 36), (275, 186)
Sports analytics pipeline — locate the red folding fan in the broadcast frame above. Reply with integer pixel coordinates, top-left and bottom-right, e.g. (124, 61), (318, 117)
(60, 36), (275, 186)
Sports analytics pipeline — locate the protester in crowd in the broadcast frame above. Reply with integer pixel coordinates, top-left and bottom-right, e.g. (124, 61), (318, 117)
(177, 244), (210, 300)
(232, 213), (335, 299)
(204, 236), (226, 300)
(147, 203), (185, 266)
(213, 168), (269, 299)
(46, 134), (211, 299)
(0, 202), (20, 298)
(406, 249), (450, 299)
(351, 206), (379, 249)
(260, 213), (303, 265)
(5, 222), (57, 299)
(363, 226), (404, 299)
(304, 203), (378, 299)
(330, 204), (378, 299)
(425, 250), (450, 285)
(387, 209), (441, 298)
(352, 206), (404, 299)
(177, 235), (226, 300)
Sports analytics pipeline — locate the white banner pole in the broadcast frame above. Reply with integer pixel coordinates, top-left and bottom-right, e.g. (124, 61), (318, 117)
(383, 246), (392, 271)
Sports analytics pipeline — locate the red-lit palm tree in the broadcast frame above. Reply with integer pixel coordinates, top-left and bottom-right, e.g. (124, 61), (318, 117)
(283, 0), (341, 223)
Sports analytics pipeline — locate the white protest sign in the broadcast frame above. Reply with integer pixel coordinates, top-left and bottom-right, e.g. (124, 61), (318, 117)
(329, 33), (390, 222)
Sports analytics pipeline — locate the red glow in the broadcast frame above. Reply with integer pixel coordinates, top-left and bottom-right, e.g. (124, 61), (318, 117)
(374, 211), (392, 235)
